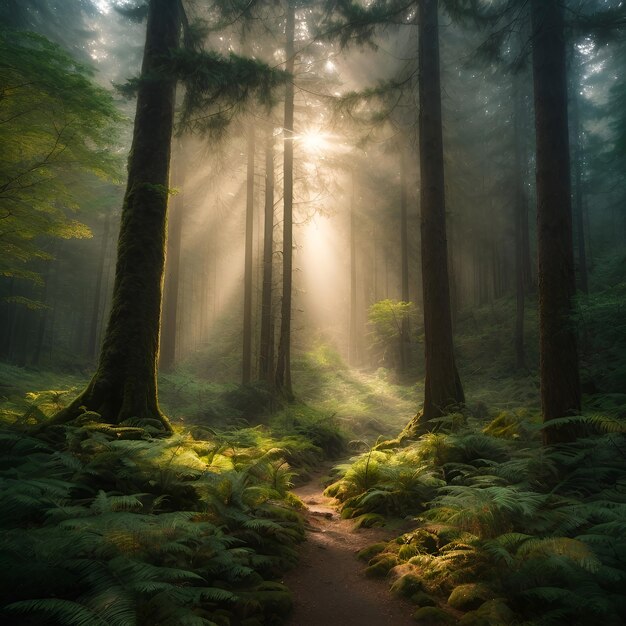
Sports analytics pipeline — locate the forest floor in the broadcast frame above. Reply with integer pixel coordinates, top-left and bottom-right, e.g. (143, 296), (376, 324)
(283, 465), (417, 626)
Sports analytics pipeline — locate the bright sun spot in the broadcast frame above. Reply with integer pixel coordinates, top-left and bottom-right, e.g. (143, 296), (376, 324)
(93, 0), (112, 13)
(299, 130), (332, 153)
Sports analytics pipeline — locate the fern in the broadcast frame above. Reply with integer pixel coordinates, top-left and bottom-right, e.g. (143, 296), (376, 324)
(7, 598), (108, 626)
(0, 418), (306, 625)
(428, 485), (546, 538)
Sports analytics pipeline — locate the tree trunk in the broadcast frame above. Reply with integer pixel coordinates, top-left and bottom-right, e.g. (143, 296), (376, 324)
(418, 0), (464, 422)
(513, 189), (527, 371)
(87, 212), (111, 362)
(275, 0), (295, 399)
(400, 147), (410, 374)
(53, 0), (181, 431)
(521, 165), (533, 292)
(349, 171), (358, 366)
(531, 0), (581, 444)
(569, 68), (588, 294)
(242, 126), (255, 384)
(513, 72), (527, 370)
(32, 252), (56, 366)
(160, 142), (185, 372)
(448, 215), (458, 324)
(0, 279), (15, 359)
(259, 125), (275, 383)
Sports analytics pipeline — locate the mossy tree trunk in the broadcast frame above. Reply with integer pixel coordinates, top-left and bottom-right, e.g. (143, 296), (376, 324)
(52, 0), (181, 432)
(418, 0), (464, 422)
(531, 0), (581, 444)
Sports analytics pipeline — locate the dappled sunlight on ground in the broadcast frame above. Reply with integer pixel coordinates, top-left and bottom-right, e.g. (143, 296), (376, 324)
(293, 355), (422, 441)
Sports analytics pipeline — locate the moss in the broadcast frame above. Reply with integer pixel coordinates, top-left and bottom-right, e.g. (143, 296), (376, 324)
(284, 491), (306, 509)
(458, 599), (515, 625)
(323, 481), (341, 498)
(373, 435), (404, 450)
(390, 572), (426, 597)
(483, 411), (522, 439)
(252, 581), (293, 617)
(404, 528), (440, 554)
(340, 505), (355, 519)
(82, 423), (146, 440)
(433, 527), (462, 547)
(411, 591), (437, 607)
(352, 513), (385, 529)
(74, 410), (104, 424)
(365, 554), (399, 578)
(412, 606), (456, 624)
(357, 542), (387, 561)
(398, 543), (421, 560)
(256, 590), (292, 616)
(447, 583), (494, 611)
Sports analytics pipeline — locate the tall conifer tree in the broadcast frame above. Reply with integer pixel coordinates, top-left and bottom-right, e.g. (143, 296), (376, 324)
(531, 0), (581, 443)
(419, 0), (464, 421)
(53, 0), (181, 430)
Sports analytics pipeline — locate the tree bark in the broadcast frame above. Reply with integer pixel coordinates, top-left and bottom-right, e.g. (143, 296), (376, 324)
(31, 246), (58, 366)
(418, 0), (464, 421)
(0, 279), (15, 359)
(87, 212), (111, 362)
(513, 72), (527, 370)
(399, 147), (410, 374)
(531, 0), (581, 444)
(349, 171), (358, 366)
(160, 142), (184, 372)
(569, 67), (588, 294)
(259, 124), (275, 383)
(275, 0), (295, 399)
(53, 0), (181, 431)
(242, 126), (255, 384)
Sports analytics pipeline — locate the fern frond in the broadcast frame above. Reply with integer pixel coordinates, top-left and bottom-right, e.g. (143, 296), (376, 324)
(516, 537), (601, 573)
(91, 491), (145, 513)
(6, 598), (108, 625)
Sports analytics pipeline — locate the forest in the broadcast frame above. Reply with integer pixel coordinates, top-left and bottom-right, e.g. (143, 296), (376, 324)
(1, 0), (625, 624)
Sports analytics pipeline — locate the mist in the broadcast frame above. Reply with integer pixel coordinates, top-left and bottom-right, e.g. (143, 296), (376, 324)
(1, 1), (625, 625)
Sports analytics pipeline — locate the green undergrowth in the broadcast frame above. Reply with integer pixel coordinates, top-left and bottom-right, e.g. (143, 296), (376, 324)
(453, 248), (626, 416)
(163, 343), (421, 441)
(327, 411), (626, 625)
(158, 373), (276, 425)
(0, 388), (338, 625)
(322, 249), (626, 624)
(291, 343), (421, 439)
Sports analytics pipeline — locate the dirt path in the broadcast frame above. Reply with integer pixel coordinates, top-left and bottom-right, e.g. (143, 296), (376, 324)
(283, 471), (416, 626)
